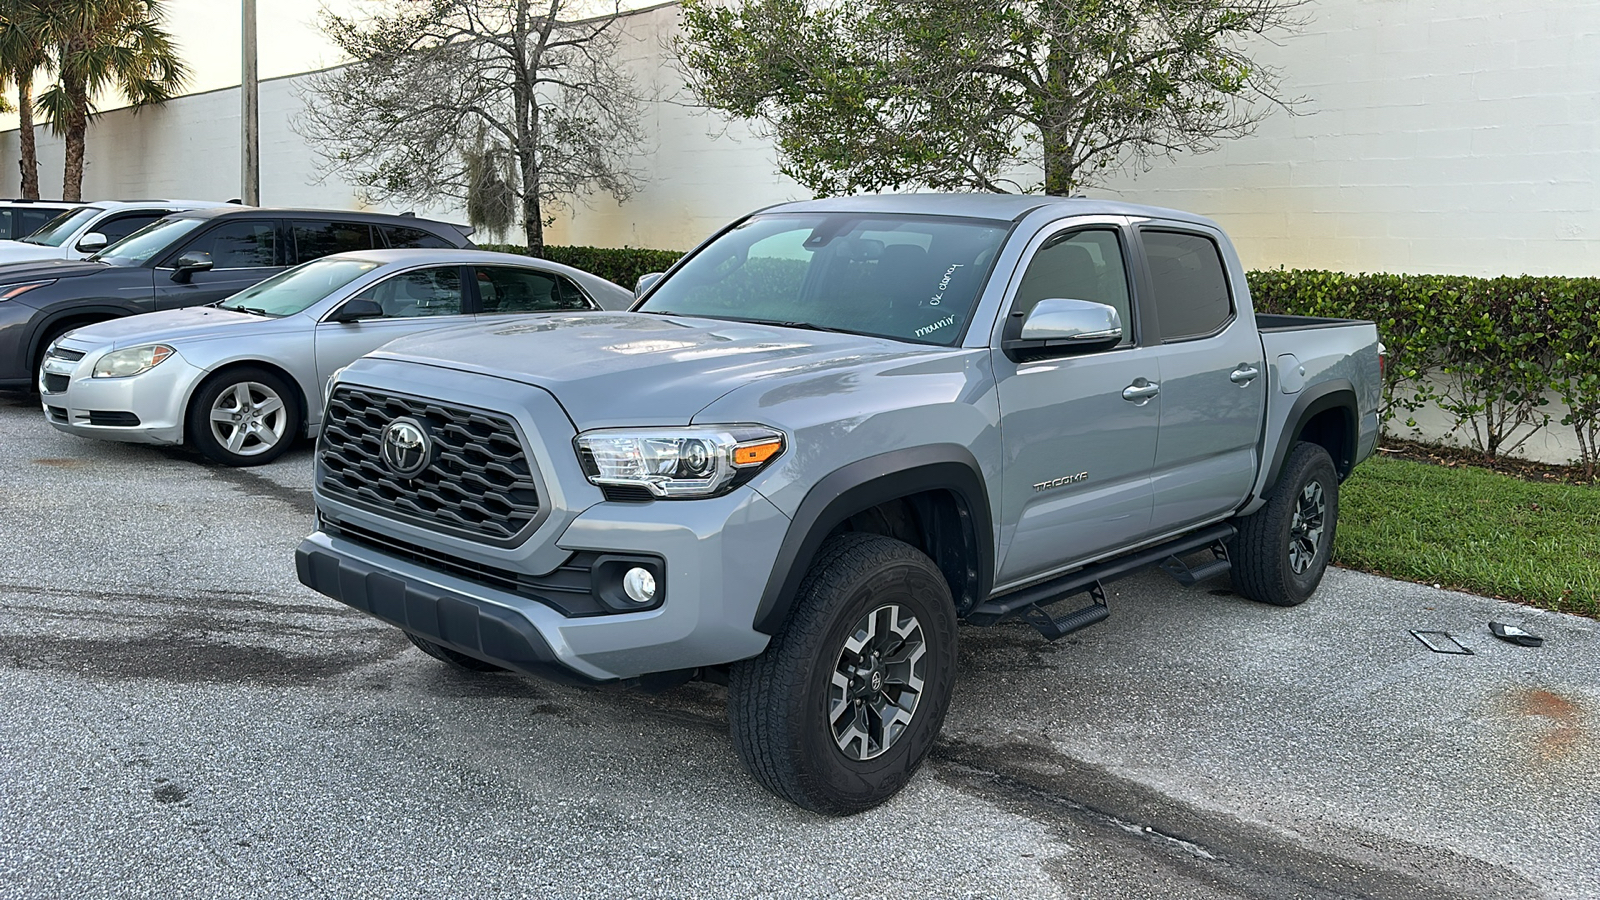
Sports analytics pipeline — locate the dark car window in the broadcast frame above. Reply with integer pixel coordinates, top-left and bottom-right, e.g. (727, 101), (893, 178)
(1012, 228), (1133, 346)
(1143, 230), (1233, 342)
(7, 208), (64, 239)
(379, 224), (453, 249)
(178, 220), (280, 268)
(351, 266), (464, 318)
(473, 266), (594, 313)
(96, 212), (165, 245)
(293, 220), (378, 262)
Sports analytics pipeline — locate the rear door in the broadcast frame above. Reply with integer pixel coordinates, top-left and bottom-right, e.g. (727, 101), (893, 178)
(992, 218), (1161, 587)
(314, 265), (472, 390)
(1137, 226), (1266, 533)
(152, 218), (287, 310)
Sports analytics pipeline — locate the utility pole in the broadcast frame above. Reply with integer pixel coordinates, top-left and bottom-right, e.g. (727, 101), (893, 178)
(242, 0), (260, 205)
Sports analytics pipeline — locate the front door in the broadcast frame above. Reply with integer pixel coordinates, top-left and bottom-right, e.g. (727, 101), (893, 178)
(993, 221), (1161, 588)
(314, 266), (471, 395)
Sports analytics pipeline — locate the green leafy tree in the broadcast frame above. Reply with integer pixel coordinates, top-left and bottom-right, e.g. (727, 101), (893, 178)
(0, 0), (52, 199)
(34, 0), (187, 201)
(298, 0), (647, 256)
(678, 0), (1305, 196)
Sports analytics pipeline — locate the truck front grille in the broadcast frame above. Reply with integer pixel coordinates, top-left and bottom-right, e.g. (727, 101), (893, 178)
(319, 386), (540, 544)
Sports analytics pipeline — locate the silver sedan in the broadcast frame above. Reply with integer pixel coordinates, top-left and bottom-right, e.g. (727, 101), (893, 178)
(38, 249), (633, 466)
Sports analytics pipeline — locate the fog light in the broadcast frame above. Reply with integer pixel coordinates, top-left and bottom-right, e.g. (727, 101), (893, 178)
(622, 567), (657, 604)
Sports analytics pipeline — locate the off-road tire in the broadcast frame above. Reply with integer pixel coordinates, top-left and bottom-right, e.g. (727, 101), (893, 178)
(186, 367), (301, 467)
(728, 532), (958, 815)
(405, 631), (505, 672)
(1231, 441), (1339, 606)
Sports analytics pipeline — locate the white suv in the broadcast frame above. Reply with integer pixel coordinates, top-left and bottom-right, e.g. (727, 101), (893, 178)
(0, 199), (236, 265)
(0, 199), (79, 242)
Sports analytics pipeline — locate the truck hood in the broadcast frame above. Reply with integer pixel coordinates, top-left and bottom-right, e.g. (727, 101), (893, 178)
(370, 312), (926, 428)
(56, 305), (274, 349)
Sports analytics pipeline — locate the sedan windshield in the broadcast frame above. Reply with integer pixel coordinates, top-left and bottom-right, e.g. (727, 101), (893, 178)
(218, 257), (382, 316)
(637, 213), (1010, 346)
(21, 207), (100, 246)
(89, 217), (204, 264)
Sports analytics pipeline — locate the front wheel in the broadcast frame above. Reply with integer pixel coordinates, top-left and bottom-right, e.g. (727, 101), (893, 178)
(728, 533), (958, 815)
(186, 367), (301, 466)
(1230, 441), (1339, 606)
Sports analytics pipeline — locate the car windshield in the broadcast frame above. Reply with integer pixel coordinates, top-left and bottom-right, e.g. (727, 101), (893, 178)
(21, 206), (99, 246)
(637, 213), (1010, 346)
(89, 217), (204, 264)
(217, 257), (383, 317)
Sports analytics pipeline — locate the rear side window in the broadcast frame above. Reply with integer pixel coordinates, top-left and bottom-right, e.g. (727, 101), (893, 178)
(183, 220), (280, 268)
(293, 220), (377, 261)
(1143, 230), (1233, 342)
(473, 266), (594, 313)
(380, 225), (453, 249)
(12, 208), (62, 238)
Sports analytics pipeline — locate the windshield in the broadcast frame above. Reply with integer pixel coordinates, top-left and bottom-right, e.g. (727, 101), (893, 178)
(638, 213), (1009, 346)
(21, 206), (99, 246)
(89, 217), (204, 264)
(218, 257), (382, 316)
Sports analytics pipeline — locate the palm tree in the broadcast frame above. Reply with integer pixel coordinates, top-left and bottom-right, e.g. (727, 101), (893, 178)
(0, 1), (52, 199)
(36, 0), (187, 201)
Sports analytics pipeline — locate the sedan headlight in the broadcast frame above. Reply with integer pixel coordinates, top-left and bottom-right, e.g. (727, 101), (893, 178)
(575, 426), (785, 499)
(93, 344), (176, 378)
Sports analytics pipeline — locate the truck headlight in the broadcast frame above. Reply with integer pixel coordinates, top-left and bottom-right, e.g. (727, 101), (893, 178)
(575, 426), (784, 499)
(93, 344), (176, 378)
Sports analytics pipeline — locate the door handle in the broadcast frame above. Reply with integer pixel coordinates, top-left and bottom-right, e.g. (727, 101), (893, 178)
(1122, 379), (1160, 403)
(1230, 365), (1260, 385)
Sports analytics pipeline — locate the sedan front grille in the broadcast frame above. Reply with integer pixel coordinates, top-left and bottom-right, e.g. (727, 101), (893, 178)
(319, 387), (540, 544)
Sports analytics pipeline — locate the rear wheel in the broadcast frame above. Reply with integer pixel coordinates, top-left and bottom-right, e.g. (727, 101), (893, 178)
(1231, 442), (1339, 606)
(405, 632), (505, 672)
(186, 367), (301, 466)
(728, 533), (958, 815)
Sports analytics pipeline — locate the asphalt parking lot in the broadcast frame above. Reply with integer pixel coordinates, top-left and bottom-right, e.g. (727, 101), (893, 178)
(1, 392), (1595, 900)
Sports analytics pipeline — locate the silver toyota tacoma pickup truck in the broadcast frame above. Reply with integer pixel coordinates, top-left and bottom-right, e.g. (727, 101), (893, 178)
(296, 194), (1380, 814)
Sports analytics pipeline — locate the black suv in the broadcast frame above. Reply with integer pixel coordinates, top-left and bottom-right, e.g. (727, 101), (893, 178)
(0, 207), (473, 389)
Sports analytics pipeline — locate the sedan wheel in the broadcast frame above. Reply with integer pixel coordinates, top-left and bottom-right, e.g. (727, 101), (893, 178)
(188, 367), (302, 467)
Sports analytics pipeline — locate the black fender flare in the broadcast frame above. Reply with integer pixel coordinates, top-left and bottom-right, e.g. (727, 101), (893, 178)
(1262, 379), (1358, 494)
(27, 302), (140, 353)
(752, 444), (994, 635)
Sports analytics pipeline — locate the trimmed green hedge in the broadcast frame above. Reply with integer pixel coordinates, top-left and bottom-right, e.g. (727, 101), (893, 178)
(1249, 270), (1600, 475)
(485, 244), (1600, 475)
(479, 244), (684, 289)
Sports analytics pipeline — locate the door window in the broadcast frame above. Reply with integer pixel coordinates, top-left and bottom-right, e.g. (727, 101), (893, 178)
(1143, 230), (1233, 342)
(473, 266), (594, 313)
(351, 267), (464, 318)
(293, 220), (378, 262)
(1011, 228), (1133, 346)
(179, 220), (280, 268)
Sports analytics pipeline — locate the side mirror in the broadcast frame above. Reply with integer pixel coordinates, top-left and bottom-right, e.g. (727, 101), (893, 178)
(634, 272), (664, 298)
(328, 297), (383, 323)
(76, 232), (109, 253)
(169, 251), (214, 283)
(1004, 298), (1123, 361)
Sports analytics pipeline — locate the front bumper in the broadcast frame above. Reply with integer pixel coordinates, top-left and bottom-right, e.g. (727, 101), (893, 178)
(39, 340), (199, 445)
(297, 485), (791, 682)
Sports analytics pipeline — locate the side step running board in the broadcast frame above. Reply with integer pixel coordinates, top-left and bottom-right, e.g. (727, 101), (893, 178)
(967, 523), (1237, 639)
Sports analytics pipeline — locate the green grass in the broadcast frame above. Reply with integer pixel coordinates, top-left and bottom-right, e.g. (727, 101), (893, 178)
(1334, 455), (1600, 617)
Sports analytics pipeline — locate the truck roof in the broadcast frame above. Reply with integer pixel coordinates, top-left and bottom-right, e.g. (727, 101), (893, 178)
(765, 192), (1219, 229)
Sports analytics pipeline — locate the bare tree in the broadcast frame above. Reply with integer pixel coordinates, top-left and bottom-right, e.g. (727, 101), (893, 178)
(298, 0), (647, 255)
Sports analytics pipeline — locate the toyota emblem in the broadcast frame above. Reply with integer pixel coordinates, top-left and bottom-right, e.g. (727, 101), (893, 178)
(380, 417), (432, 477)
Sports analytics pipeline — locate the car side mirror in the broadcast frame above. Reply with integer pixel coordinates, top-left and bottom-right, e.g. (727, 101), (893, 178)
(634, 272), (664, 298)
(76, 232), (109, 252)
(1003, 298), (1123, 361)
(169, 251), (214, 283)
(328, 297), (383, 323)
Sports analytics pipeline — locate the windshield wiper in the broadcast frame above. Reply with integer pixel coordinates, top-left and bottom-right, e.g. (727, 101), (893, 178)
(748, 318), (854, 335)
(227, 305), (275, 317)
